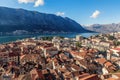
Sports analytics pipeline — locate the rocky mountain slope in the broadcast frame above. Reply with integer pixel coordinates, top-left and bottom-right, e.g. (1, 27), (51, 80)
(0, 7), (91, 34)
(84, 23), (120, 33)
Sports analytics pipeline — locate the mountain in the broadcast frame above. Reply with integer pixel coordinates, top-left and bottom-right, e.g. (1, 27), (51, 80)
(0, 6), (91, 34)
(84, 23), (120, 33)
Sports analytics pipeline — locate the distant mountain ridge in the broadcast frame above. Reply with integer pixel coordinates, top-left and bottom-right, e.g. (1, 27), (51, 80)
(0, 6), (91, 34)
(84, 23), (120, 33)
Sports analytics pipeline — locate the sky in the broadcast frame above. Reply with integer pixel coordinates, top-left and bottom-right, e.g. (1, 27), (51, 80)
(0, 0), (120, 25)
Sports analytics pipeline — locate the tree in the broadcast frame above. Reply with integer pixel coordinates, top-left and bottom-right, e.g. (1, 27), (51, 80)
(58, 36), (64, 39)
(108, 35), (116, 40)
(76, 42), (82, 48)
(114, 41), (120, 46)
(42, 36), (53, 41)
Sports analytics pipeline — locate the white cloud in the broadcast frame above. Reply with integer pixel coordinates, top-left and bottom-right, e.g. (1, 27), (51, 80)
(18, 0), (35, 3)
(56, 12), (65, 16)
(34, 0), (44, 7)
(18, 0), (44, 7)
(90, 10), (100, 19)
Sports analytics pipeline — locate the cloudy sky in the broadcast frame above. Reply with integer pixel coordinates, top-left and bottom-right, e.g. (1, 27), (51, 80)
(0, 0), (120, 25)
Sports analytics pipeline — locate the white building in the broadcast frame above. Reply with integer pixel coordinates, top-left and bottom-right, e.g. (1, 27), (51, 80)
(76, 35), (83, 41)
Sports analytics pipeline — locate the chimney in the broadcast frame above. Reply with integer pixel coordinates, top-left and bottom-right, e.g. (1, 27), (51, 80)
(21, 47), (23, 52)
(57, 44), (60, 50)
(44, 49), (47, 58)
(52, 59), (56, 69)
(107, 50), (112, 60)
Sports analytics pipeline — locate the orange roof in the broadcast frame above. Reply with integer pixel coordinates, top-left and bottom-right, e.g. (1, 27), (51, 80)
(107, 78), (116, 80)
(112, 48), (120, 51)
(96, 58), (115, 68)
(105, 62), (113, 67)
(96, 58), (106, 64)
(79, 74), (101, 80)
(70, 51), (87, 58)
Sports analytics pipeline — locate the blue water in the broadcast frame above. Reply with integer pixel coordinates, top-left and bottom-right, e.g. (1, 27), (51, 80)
(0, 33), (98, 44)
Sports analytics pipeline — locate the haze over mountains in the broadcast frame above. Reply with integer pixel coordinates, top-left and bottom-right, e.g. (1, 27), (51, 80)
(0, 7), (91, 35)
(84, 23), (120, 33)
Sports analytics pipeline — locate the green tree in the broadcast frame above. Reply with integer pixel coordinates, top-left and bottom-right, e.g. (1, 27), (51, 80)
(108, 35), (115, 40)
(76, 42), (82, 48)
(42, 36), (53, 41)
(114, 41), (120, 46)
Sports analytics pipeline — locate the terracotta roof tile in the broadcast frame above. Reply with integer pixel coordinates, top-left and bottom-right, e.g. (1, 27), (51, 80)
(96, 58), (106, 64)
(107, 78), (117, 80)
(112, 48), (120, 51)
(79, 74), (101, 80)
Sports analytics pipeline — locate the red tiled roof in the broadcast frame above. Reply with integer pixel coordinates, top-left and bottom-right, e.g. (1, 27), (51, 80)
(107, 78), (116, 80)
(112, 48), (120, 51)
(96, 58), (106, 64)
(79, 74), (101, 80)
(70, 51), (87, 57)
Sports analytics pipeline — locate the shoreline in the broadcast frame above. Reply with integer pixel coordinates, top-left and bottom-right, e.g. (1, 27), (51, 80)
(0, 33), (99, 44)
